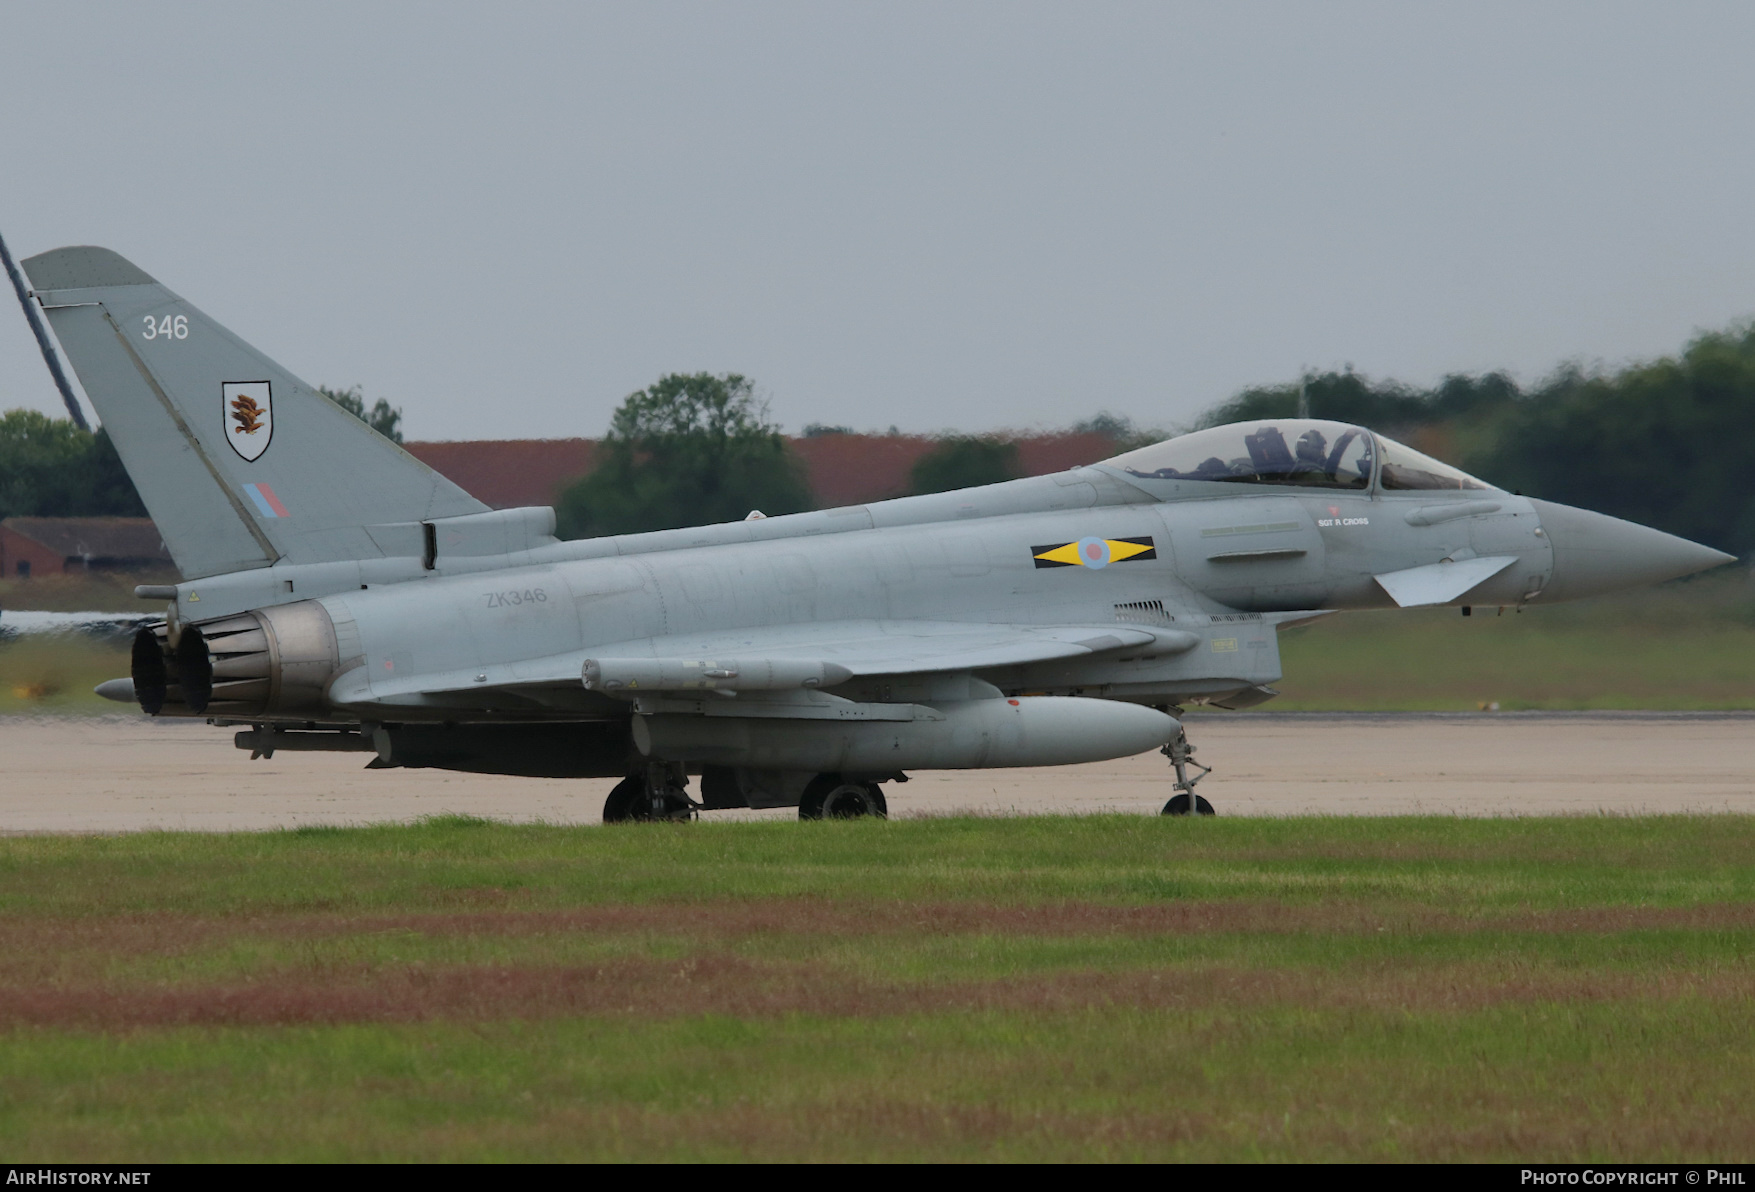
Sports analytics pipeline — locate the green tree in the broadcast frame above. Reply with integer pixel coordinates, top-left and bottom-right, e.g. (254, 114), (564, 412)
(1070, 411), (1167, 452)
(1472, 325), (1755, 555)
(556, 372), (813, 538)
(910, 435), (1020, 495)
(1190, 323), (1755, 556)
(1200, 369), (1517, 434)
(87, 428), (147, 517)
(319, 385), (404, 443)
(0, 410), (147, 519)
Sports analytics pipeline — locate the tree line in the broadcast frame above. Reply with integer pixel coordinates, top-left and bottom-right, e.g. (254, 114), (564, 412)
(553, 373), (1065, 537)
(0, 411), (145, 520)
(560, 332), (1755, 556)
(5, 324), (1755, 557)
(0, 387), (400, 522)
(1209, 323), (1755, 555)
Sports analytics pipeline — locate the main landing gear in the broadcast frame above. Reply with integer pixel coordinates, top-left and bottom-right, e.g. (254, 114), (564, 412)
(602, 762), (697, 823)
(1160, 721), (1214, 816)
(798, 774), (888, 820)
(602, 767), (891, 822)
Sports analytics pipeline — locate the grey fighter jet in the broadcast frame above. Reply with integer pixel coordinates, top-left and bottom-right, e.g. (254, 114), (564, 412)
(22, 245), (1735, 819)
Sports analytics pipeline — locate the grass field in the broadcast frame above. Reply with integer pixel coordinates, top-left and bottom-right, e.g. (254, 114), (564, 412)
(2, 815), (1752, 1161)
(0, 638), (130, 715)
(1273, 571), (1755, 711)
(0, 573), (150, 715)
(0, 571), (176, 615)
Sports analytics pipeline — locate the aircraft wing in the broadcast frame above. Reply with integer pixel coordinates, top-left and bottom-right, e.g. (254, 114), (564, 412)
(596, 619), (1173, 674)
(329, 619), (1187, 709)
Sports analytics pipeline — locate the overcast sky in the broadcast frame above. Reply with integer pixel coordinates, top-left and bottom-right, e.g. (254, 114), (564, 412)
(4, 2), (1755, 441)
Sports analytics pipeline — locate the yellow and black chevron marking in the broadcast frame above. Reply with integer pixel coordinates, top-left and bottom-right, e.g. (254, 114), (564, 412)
(1032, 536), (1157, 570)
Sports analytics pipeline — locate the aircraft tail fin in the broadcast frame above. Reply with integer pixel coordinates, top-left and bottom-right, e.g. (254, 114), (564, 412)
(20, 246), (487, 579)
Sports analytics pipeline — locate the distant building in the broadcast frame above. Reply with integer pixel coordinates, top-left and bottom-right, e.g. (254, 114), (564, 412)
(0, 517), (172, 579)
(790, 431), (1124, 508)
(402, 432), (1124, 511)
(0, 435), (1127, 580)
(403, 439), (597, 511)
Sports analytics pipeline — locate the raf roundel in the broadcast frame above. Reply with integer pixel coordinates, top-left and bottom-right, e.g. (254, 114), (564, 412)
(1031, 536), (1157, 569)
(223, 381), (273, 462)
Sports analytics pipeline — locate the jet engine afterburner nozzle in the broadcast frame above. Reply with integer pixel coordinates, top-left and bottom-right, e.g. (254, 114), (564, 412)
(128, 600), (341, 718)
(130, 625), (167, 714)
(1527, 499), (1736, 603)
(127, 621), (211, 713)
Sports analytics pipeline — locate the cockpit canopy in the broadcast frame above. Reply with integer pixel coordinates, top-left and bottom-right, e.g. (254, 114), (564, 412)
(1102, 419), (1490, 493)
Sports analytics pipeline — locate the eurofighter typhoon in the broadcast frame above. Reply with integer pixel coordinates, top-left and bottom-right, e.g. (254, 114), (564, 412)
(22, 246), (1735, 819)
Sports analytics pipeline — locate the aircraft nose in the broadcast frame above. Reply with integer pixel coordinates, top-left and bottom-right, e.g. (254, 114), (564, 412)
(1528, 498), (1737, 602)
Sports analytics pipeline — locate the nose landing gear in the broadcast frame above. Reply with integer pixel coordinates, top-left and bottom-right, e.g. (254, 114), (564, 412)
(1160, 722), (1214, 816)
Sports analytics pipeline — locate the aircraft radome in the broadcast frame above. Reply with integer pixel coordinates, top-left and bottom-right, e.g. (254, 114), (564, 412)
(22, 246), (1735, 819)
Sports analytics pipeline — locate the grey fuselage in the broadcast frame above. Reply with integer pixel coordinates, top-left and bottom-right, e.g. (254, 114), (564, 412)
(28, 244), (1733, 800)
(173, 457), (1566, 722)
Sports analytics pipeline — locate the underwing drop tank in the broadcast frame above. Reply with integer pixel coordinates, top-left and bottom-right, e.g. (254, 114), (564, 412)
(632, 695), (1179, 771)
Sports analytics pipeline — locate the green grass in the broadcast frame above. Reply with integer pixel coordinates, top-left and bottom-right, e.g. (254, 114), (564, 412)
(0, 570), (161, 715)
(1269, 569), (1755, 710)
(2, 815), (1752, 1161)
(0, 570), (176, 614)
(0, 637), (130, 715)
(5, 814), (1753, 915)
(8, 1006), (1750, 1162)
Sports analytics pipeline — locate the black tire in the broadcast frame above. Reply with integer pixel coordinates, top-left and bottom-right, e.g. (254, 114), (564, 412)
(1161, 793), (1215, 816)
(602, 775), (643, 823)
(799, 775), (888, 820)
(855, 783), (889, 818)
(603, 776), (695, 823)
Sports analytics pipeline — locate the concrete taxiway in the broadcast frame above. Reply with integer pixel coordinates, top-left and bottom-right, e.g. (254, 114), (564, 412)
(2, 712), (1751, 832)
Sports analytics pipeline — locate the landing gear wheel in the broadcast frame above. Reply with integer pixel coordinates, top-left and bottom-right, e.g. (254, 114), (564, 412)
(1159, 719), (1215, 818)
(602, 775), (642, 823)
(602, 775), (695, 823)
(799, 776), (888, 820)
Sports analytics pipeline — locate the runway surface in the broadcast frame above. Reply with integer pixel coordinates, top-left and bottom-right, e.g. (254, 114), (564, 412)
(3, 712), (1752, 832)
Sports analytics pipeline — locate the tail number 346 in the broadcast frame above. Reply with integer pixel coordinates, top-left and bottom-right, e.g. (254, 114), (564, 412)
(142, 315), (189, 340)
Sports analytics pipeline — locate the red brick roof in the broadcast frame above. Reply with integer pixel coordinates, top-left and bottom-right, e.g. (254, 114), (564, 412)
(402, 432), (1127, 511)
(788, 432), (1123, 507)
(1015, 432), (1129, 479)
(404, 439), (596, 510)
(1, 517), (170, 562)
(788, 435), (934, 506)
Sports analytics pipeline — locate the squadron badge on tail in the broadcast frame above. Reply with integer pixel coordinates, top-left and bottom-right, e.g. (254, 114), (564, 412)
(223, 381), (273, 461)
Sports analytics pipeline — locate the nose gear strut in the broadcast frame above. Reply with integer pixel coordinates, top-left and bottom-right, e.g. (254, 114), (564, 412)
(1160, 720), (1214, 816)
